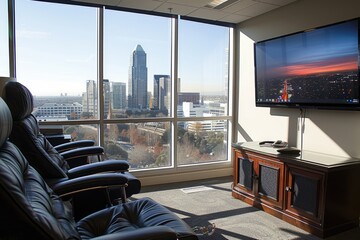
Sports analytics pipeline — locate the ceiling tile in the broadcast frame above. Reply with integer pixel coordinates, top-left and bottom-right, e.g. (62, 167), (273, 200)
(254, 0), (296, 6)
(220, 0), (256, 14)
(235, 2), (278, 17)
(166, 0), (211, 8)
(187, 8), (229, 21)
(70, 0), (298, 24)
(219, 13), (251, 23)
(116, 0), (163, 11)
(75, 0), (121, 6)
(154, 2), (197, 15)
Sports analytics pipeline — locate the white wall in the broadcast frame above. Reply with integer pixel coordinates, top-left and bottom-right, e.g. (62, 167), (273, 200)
(236, 0), (360, 157)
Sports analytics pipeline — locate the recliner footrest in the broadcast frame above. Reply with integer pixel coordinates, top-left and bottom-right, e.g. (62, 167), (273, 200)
(77, 197), (198, 240)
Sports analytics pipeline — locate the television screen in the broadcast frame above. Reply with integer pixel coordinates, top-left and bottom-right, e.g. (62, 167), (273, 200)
(255, 18), (360, 110)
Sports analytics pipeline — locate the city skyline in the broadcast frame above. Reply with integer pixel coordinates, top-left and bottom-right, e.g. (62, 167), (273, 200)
(12, 0), (229, 97)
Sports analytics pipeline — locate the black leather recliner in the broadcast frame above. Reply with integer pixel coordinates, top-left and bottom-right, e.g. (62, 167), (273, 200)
(0, 97), (198, 240)
(2, 81), (141, 219)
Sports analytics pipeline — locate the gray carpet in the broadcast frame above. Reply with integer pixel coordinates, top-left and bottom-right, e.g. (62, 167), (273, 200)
(131, 176), (360, 240)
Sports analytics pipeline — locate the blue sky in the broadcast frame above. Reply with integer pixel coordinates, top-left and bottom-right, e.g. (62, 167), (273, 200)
(13, 0), (229, 96)
(0, 0), (9, 77)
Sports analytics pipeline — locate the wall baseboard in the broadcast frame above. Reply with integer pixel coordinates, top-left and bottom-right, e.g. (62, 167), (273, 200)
(136, 167), (233, 186)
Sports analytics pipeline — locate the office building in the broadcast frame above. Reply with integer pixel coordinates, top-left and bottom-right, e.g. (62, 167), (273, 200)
(82, 80), (97, 118)
(128, 44), (148, 109)
(111, 82), (126, 109)
(35, 102), (83, 120)
(153, 74), (171, 111)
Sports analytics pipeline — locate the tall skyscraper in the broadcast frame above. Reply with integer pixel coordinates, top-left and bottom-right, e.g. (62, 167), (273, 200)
(128, 44), (148, 109)
(112, 82), (126, 109)
(153, 74), (170, 110)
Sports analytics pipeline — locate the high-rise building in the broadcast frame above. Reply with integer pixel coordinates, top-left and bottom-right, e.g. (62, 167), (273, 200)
(36, 102), (83, 120)
(153, 74), (170, 110)
(111, 82), (126, 109)
(82, 80), (97, 118)
(103, 79), (110, 118)
(128, 44), (148, 109)
(82, 79), (111, 118)
(178, 92), (200, 105)
(159, 76), (171, 111)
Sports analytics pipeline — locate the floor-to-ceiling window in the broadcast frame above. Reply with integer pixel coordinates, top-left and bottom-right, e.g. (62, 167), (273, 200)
(15, 0), (99, 143)
(14, 0), (233, 176)
(103, 10), (172, 169)
(177, 18), (231, 166)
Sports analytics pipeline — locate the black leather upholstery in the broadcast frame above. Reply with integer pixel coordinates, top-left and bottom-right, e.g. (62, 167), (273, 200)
(0, 97), (197, 239)
(2, 81), (141, 218)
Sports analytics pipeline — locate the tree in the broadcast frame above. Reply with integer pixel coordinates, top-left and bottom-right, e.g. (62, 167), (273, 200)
(105, 142), (128, 159)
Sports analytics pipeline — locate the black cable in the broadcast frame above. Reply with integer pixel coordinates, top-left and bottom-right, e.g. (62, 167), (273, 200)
(299, 108), (306, 158)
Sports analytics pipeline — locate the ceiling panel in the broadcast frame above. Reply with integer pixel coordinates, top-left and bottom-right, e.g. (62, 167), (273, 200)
(166, 0), (211, 8)
(154, 3), (197, 16)
(220, 0), (257, 14)
(187, 8), (229, 21)
(75, 0), (121, 5)
(255, 0), (296, 6)
(116, 0), (163, 11)
(70, 0), (297, 23)
(235, 2), (279, 17)
(220, 14), (251, 23)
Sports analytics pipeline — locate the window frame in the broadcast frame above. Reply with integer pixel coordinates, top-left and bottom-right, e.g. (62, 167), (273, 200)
(11, 1), (235, 177)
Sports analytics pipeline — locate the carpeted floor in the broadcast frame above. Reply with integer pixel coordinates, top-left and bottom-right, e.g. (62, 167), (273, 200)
(131, 176), (360, 240)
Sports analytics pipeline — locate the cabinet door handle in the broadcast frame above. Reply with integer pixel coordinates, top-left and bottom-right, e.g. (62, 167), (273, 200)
(285, 186), (293, 192)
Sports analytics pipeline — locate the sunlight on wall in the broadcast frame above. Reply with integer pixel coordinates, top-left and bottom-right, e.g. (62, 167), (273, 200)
(237, 31), (292, 144)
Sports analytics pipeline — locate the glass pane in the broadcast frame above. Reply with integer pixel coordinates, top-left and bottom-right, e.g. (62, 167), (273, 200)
(177, 120), (228, 165)
(63, 124), (99, 144)
(39, 124), (99, 146)
(15, 0), (97, 121)
(104, 10), (171, 119)
(104, 122), (171, 169)
(178, 20), (229, 116)
(0, 0), (9, 77)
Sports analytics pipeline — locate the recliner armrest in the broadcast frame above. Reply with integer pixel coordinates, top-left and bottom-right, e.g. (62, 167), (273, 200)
(52, 173), (128, 198)
(60, 146), (104, 161)
(90, 226), (178, 240)
(54, 140), (95, 152)
(67, 160), (130, 179)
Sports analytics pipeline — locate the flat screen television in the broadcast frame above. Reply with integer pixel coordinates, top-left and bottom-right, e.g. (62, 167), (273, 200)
(254, 18), (360, 110)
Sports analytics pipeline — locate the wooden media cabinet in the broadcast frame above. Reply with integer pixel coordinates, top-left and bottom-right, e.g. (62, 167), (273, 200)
(232, 142), (360, 238)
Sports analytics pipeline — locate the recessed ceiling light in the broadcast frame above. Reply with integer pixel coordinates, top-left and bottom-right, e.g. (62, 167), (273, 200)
(206, 0), (229, 8)
(205, 0), (238, 9)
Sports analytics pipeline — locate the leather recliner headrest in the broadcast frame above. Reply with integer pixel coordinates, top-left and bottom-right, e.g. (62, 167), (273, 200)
(0, 98), (13, 147)
(3, 81), (34, 121)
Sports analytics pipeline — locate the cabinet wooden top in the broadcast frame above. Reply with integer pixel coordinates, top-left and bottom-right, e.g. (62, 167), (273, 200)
(232, 142), (360, 170)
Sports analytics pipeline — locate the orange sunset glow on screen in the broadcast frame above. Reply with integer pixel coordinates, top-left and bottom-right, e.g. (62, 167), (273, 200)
(278, 60), (358, 77)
